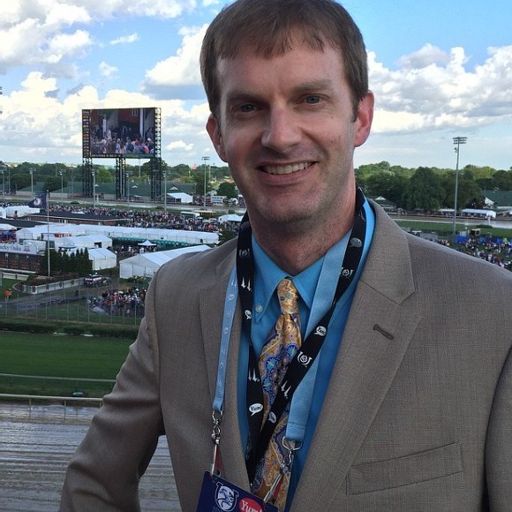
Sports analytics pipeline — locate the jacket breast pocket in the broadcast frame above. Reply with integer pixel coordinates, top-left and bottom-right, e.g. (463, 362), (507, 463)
(348, 442), (463, 495)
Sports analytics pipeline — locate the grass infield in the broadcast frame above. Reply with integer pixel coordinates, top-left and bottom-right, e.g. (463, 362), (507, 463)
(0, 332), (132, 397)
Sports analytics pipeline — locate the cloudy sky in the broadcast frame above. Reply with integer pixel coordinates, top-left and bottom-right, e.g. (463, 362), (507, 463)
(0, 0), (511, 170)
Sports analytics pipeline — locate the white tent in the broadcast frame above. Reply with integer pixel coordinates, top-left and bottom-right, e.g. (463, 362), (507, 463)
(15, 222), (218, 245)
(167, 192), (193, 204)
(54, 234), (113, 252)
(119, 245), (210, 279)
(218, 214), (243, 223)
(88, 248), (117, 271)
(138, 240), (156, 247)
(4, 205), (41, 218)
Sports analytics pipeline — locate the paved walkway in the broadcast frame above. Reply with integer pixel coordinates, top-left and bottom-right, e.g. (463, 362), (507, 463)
(0, 402), (180, 511)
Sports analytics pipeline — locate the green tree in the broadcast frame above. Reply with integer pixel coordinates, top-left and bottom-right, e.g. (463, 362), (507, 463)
(492, 170), (512, 191)
(365, 172), (408, 207)
(191, 166), (212, 195)
(43, 176), (63, 192)
(403, 167), (444, 211)
(441, 170), (483, 209)
(217, 181), (238, 198)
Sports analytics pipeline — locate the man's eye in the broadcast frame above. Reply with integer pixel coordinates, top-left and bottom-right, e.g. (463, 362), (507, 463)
(304, 95), (321, 104)
(239, 104), (256, 113)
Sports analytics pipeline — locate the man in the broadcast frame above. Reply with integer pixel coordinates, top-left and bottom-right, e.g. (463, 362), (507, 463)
(61, 1), (512, 511)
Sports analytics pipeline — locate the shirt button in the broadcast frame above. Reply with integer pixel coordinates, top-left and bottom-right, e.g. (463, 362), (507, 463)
(255, 304), (263, 313)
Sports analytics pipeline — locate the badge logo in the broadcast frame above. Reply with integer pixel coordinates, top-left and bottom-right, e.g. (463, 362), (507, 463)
(297, 351), (313, 367)
(268, 412), (277, 424)
(314, 326), (327, 337)
(249, 403), (263, 416)
(239, 497), (263, 512)
(215, 483), (238, 511)
(341, 268), (354, 278)
(244, 309), (252, 320)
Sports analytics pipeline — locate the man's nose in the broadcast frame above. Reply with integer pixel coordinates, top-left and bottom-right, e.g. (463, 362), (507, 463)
(260, 108), (301, 152)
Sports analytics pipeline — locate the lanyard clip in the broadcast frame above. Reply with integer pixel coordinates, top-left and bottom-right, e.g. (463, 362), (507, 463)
(263, 438), (302, 504)
(210, 409), (224, 477)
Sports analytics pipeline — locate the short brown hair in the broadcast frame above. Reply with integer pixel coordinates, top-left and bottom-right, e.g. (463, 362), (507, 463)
(200, 0), (368, 118)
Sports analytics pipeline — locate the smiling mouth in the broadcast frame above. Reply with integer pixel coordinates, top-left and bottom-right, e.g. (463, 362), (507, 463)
(262, 162), (314, 175)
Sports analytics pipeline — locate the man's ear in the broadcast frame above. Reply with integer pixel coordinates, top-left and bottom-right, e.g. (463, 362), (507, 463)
(354, 91), (374, 148)
(206, 114), (227, 162)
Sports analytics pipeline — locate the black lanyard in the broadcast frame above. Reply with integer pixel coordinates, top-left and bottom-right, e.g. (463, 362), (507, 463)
(237, 189), (367, 482)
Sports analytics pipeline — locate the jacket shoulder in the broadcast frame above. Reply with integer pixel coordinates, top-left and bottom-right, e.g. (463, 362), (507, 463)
(152, 239), (236, 290)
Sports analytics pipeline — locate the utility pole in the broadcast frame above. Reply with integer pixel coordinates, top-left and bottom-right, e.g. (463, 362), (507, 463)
(202, 155), (210, 208)
(91, 170), (96, 207)
(163, 168), (167, 213)
(452, 136), (468, 236)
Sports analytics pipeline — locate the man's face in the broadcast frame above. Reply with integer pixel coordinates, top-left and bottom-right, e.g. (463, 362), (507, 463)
(207, 41), (373, 233)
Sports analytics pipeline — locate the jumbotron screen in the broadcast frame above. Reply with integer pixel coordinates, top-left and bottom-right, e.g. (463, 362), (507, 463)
(83, 108), (157, 158)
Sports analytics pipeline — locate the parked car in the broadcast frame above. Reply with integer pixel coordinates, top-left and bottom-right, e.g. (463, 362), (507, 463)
(84, 274), (110, 287)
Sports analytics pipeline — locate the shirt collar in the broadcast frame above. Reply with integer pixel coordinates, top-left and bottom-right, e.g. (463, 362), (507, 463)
(252, 235), (330, 320)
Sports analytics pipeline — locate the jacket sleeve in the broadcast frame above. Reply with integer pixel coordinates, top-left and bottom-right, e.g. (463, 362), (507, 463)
(60, 278), (164, 511)
(486, 345), (512, 511)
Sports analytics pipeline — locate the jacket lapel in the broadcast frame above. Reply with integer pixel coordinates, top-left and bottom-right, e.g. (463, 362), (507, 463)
(293, 205), (422, 511)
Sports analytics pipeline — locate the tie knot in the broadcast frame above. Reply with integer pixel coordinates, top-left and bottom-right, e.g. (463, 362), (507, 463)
(277, 278), (299, 315)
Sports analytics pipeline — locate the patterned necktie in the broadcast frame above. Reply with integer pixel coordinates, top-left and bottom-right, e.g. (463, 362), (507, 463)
(252, 278), (301, 511)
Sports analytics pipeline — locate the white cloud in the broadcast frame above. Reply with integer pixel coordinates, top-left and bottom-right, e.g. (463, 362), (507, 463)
(46, 30), (92, 64)
(0, 18), (92, 73)
(369, 44), (512, 134)
(0, 0), (198, 74)
(398, 43), (450, 69)
(167, 140), (194, 151)
(142, 24), (207, 97)
(45, 4), (92, 27)
(110, 33), (139, 45)
(99, 61), (118, 78)
(0, 18), (42, 70)
(77, 0), (197, 19)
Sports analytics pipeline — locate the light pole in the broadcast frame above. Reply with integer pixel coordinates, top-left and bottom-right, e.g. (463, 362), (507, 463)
(452, 136), (468, 236)
(59, 171), (63, 197)
(163, 168), (167, 213)
(202, 156), (210, 208)
(30, 168), (34, 195)
(91, 170), (96, 207)
(0, 169), (4, 197)
(125, 171), (130, 203)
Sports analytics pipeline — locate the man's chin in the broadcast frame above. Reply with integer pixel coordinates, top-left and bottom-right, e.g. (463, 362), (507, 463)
(254, 206), (319, 233)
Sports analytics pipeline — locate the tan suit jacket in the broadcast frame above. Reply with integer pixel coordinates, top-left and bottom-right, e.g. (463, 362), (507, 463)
(61, 204), (512, 511)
